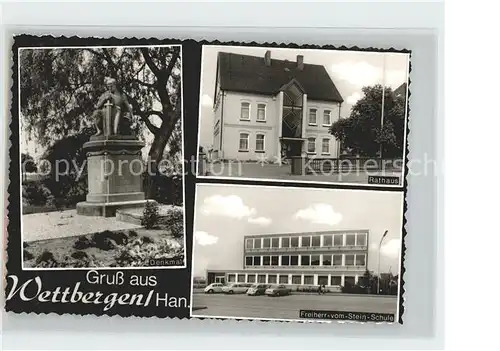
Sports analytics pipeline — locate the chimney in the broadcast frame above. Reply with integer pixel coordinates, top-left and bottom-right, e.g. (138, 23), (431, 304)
(297, 55), (304, 71)
(264, 50), (271, 66)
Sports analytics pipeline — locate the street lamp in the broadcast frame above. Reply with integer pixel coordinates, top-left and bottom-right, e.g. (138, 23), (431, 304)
(377, 230), (389, 294)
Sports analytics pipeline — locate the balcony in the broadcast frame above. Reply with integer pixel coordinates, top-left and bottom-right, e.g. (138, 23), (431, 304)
(244, 245), (367, 253)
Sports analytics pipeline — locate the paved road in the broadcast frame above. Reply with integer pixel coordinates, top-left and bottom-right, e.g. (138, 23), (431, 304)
(192, 293), (398, 321)
(206, 162), (402, 185)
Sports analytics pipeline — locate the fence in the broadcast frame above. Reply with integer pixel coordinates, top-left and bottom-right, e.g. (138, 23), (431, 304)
(305, 157), (403, 174)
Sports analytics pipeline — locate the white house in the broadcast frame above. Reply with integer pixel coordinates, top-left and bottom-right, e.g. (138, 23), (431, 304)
(211, 50), (344, 162)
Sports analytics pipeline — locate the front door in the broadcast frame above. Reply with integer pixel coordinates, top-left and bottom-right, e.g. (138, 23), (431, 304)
(281, 139), (304, 160)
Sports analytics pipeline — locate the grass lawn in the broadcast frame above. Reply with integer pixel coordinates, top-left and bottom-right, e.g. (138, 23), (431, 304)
(23, 224), (184, 268)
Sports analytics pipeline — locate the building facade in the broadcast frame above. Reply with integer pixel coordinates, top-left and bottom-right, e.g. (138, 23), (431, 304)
(206, 230), (369, 290)
(212, 51), (344, 162)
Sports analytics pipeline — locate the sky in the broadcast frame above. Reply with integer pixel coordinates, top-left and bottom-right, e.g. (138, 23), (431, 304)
(198, 45), (410, 148)
(193, 184), (405, 278)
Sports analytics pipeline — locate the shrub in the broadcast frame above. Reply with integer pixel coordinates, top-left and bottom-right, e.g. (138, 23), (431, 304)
(91, 230), (128, 250)
(22, 181), (54, 206)
(73, 236), (94, 250)
(141, 201), (160, 229)
(160, 206), (184, 238)
(35, 250), (58, 267)
(143, 174), (183, 206)
(114, 236), (184, 267)
(23, 249), (34, 260)
(71, 250), (90, 260)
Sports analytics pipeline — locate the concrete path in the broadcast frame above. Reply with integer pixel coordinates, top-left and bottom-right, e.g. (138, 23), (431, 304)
(22, 209), (142, 242)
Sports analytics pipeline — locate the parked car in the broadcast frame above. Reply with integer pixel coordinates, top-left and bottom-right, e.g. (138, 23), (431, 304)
(204, 283), (225, 294)
(222, 283), (252, 294)
(246, 284), (268, 296)
(265, 284), (291, 297)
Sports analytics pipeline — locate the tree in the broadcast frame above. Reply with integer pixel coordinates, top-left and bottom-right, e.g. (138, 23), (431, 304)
(21, 153), (37, 173)
(330, 85), (406, 158)
(21, 153), (37, 182)
(19, 46), (182, 165)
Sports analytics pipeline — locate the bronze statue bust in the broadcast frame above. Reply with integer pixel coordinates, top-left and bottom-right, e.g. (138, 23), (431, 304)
(92, 77), (133, 136)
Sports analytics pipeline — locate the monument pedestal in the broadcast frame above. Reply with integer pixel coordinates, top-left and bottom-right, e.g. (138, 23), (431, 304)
(76, 135), (150, 217)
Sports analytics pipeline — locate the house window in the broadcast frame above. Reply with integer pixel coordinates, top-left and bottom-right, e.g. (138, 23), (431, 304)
(239, 133), (249, 151)
(322, 254), (332, 266)
(240, 102), (250, 120)
(238, 275), (245, 283)
(245, 256), (252, 266)
(333, 254), (342, 266)
(344, 276), (355, 286)
(307, 137), (316, 153)
(228, 274), (236, 283)
(256, 134), (265, 152)
(291, 237), (299, 247)
(334, 234), (343, 246)
(304, 275), (314, 285)
(356, 254), (366, 266)
(309, 108), (317, 125)
(292, 275), (302, 284)
(271, 256), (279, 266)
(301, 255), (310, 266)
(263, 238), (270, 248)
(311, 236), (321, 247)
(311, 255), (320, 266)
(356, 233), (367, 246)
(254, 238), (261, 249)
(271, 238), (279, 248)
(318, 276), (329, 286)
(323, 110), (331, 126)
(268, 275), (277, 284)
(331, 276), (342, 285)
(245, 239), (253, 249)
(290, 255), (299, 266)
(323, 235), (332, 247)
(247, 275), (256, 283)
(301, 236), (311, 247)
(321, 138), (330, 154)
(345, 254), (355, 266)
(263, 256), (271, 266)
(253, 256), (261, 266)
(282, 237), (290, 248)
(279, 275), (288, 284)
(257, 104), (266, 121)
(346, 234), (356, 246)
(258, 275), (266, 283)
(281, 256), (290, 266)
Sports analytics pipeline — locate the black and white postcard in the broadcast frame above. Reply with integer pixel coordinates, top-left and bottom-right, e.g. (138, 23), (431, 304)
(19, 44), (186, 270)
(197, 45), (410, 187)
(191, 184), (404, 323)
(5, 36), (409, 322)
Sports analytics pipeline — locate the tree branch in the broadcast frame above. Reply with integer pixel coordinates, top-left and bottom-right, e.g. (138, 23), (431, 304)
(140, 48), (161, 77)
(127, 94), (160, 134)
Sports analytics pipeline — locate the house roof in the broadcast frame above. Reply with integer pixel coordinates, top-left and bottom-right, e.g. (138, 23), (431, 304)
(394, 82), (407, 98)
(217, 52), (344, 103)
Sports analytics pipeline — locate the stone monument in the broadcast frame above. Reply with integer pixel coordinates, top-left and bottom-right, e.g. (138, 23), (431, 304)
(76, 78), (149, 217)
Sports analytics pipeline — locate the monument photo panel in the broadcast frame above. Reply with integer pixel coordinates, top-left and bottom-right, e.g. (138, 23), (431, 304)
(196, 45), (410, 187)
(18, 43), (186, 270)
